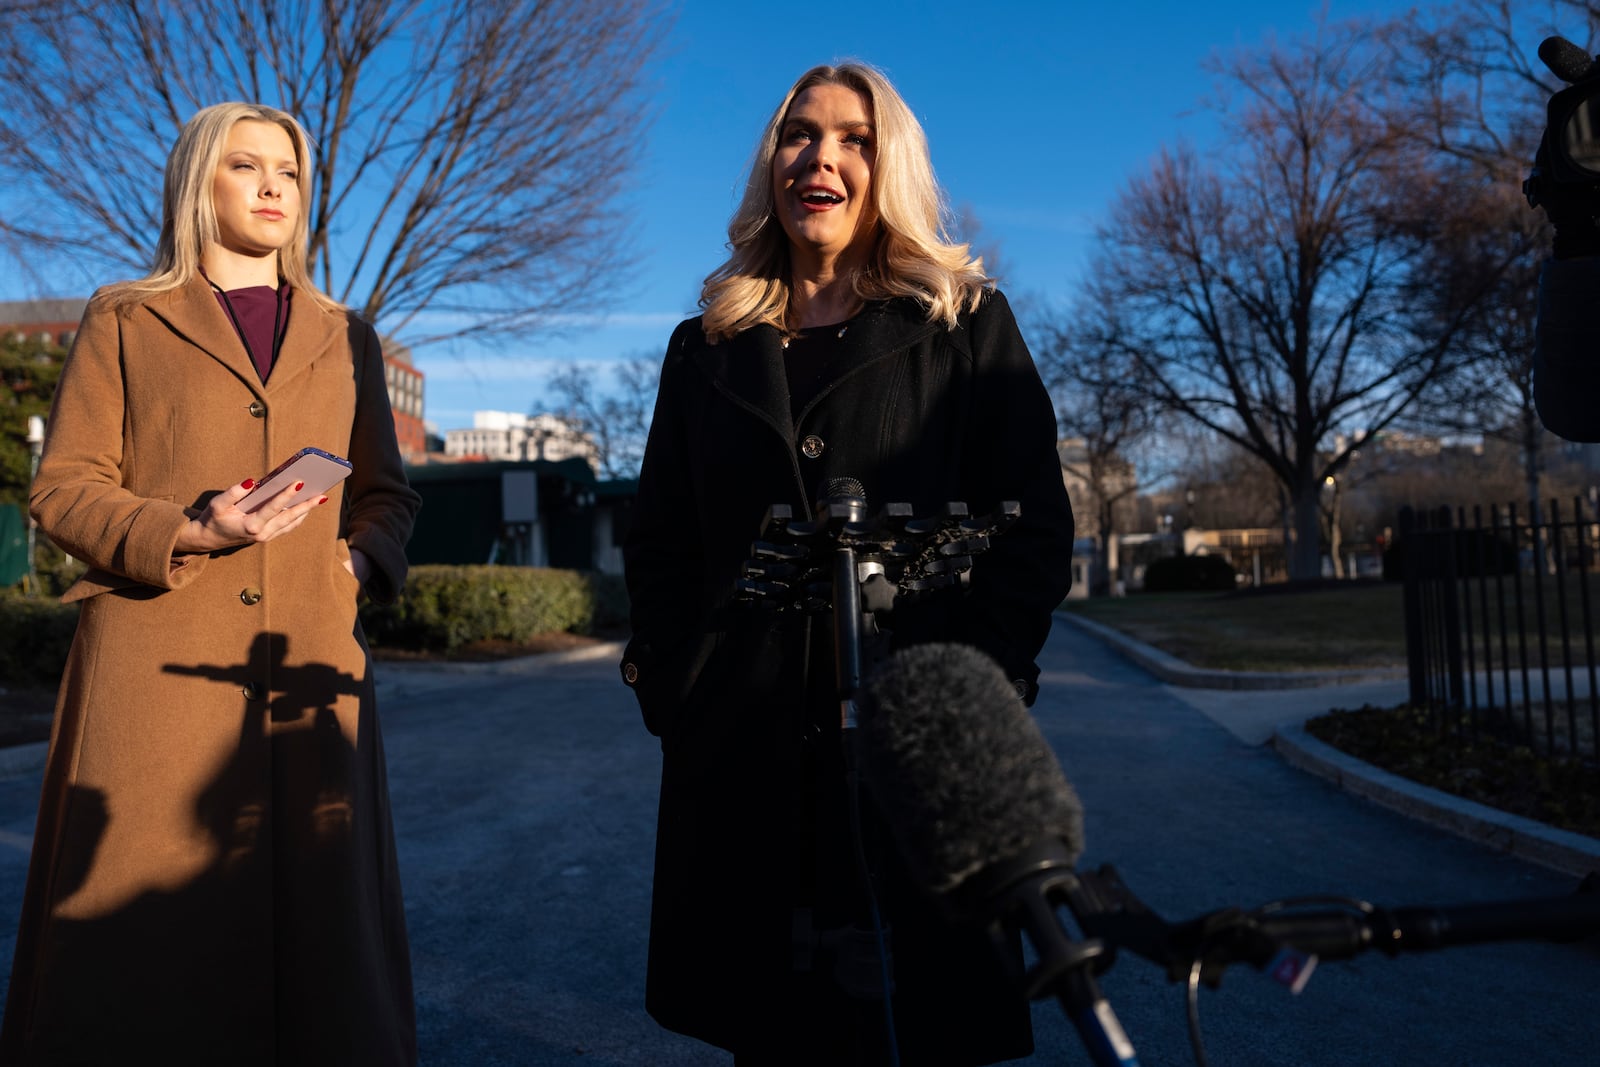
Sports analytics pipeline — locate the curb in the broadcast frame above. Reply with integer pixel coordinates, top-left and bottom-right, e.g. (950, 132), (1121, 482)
(1272, 723), (1600, 878)
(374, 640), (625, 677)
(1056, 610), (1600, 878)
(1056, 610), (1405, 690)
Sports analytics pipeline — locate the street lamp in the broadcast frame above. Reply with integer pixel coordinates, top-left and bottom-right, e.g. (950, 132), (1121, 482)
(25, 414), (44, 595)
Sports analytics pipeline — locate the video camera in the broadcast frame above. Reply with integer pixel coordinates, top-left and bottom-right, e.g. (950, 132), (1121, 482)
(1525, 36), (1600, 257)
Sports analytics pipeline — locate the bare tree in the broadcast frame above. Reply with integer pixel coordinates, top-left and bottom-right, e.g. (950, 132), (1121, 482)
(950, 203), (1008, 289)
(1078, 16), (1501, 580)
(0, 0), (669, 346)
(541, 356), (657, 480)
(1394, 0), (1598, 516)
(1036, 321), (1148, 592)
(1402, 170), (1549, 509)
(1167, 431), (1288, 532)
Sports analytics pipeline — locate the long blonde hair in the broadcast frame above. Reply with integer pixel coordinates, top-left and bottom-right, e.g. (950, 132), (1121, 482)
(102, 102), (340, 313)
(700, 62), (990, 342)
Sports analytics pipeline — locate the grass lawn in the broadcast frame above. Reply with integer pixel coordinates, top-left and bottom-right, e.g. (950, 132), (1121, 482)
(1060, 583), (1407, 672)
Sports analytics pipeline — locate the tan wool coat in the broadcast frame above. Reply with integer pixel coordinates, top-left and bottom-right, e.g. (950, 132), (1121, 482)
(2, 274), (422, 1065)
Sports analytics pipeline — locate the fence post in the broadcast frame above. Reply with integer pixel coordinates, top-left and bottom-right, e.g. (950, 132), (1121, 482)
(1438, 507), (1466, 713)
(1400, 506), (1427, 708)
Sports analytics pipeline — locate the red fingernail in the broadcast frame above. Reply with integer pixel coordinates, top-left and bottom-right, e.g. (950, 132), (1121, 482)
(317, 496), (328, 505)
(241, 478), (255, 489)
(293, 481), (304, 492)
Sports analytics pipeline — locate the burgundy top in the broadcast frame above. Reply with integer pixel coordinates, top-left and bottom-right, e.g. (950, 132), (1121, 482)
(212, 285), (290, 383)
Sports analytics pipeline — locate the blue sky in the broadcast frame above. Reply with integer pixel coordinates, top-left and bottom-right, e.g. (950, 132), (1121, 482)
(2, 0), (1435, 430)
(420, 0), (1432, 430)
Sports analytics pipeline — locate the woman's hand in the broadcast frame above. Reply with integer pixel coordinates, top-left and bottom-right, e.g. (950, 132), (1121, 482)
(173, 477), (328, 556)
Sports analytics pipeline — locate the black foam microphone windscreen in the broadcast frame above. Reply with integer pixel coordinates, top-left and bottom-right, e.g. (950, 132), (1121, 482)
(1539, 35), (1597, 85)
(857, 642), (1085, 897)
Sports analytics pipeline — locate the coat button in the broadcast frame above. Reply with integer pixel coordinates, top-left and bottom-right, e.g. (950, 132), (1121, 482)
(622, 662), (639, 685)
(240, 587), (263, 605)
(248, 400), (267, 418)
(801, 434), (825, 459)
(242, 682), (263, 700)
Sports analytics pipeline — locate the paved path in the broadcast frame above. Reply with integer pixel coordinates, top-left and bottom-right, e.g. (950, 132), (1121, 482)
(0, 624), (1595, 1065)
(1032, 624), (1598, 1065)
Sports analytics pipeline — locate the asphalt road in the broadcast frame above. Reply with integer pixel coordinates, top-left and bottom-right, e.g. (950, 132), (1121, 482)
(0, 622), (1595, 1065)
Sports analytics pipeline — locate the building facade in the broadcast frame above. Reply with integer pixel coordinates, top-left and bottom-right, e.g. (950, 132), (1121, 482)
(379, 338), (427, 460)
(444, 411), (600, 471)
(1, 299), (85, 349)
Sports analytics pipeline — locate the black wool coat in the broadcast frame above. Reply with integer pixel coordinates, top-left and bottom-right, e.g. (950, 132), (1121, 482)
(621, 289), (1075, 1064)
(1534, 255), (1600, 443)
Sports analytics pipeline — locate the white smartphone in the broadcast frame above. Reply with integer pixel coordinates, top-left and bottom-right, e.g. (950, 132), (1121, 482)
(239, 447), (353, 514)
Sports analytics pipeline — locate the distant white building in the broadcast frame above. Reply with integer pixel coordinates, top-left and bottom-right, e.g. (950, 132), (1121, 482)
(444, 411), (599, 471)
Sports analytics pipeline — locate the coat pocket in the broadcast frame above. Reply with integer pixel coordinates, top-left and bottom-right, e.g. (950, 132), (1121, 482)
(61, 567), (151, 603)
(332, 537), (362, 593)
(620, 629), (721, 738)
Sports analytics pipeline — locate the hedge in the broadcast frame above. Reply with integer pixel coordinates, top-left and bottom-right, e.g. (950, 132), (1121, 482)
(358, 565), (629, 653)
(0, 566), (630, 689)
(1142, 553), (1238, 592)
(1381, 528), (1518, 582)
(0, 594), (78, 687)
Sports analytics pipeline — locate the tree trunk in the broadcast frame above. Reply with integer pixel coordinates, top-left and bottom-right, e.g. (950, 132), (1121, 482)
(1324, 480), (1345, 579)
(1522, 405), (1543, 520)
(1289, 480), (1325, 581)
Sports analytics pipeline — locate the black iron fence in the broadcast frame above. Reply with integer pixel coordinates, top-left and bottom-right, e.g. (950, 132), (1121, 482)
(1399, 499), (1600, 763)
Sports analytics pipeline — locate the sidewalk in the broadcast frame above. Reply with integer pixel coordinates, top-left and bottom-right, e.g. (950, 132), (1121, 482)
(1056, 611), (1600, 878)
(7, 620), (1599, 879)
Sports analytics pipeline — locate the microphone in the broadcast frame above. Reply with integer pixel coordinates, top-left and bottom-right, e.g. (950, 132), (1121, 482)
(817, 475), (867, 520)
(856, 642), (1084, 895)
(858, 643), (1140, 1065)
(817, 476), (870, 729)
(1539, 35), (1597, 84)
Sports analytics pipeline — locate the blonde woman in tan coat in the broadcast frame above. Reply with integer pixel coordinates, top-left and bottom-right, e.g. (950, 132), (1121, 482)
(1, 103), (421, 1065)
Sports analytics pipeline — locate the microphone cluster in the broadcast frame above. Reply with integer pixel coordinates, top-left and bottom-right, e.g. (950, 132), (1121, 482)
(734, 497), (1021, 614)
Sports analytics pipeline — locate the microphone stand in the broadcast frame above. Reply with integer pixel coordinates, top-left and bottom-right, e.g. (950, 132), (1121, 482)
(816, 482), (898, 1065)
(736, 486), (1022, 1067)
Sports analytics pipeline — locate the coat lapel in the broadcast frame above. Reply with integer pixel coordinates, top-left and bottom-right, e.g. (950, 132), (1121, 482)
(142, 275), (345, 397)
(145, 274), (263, 394)
(798, 299), (941, 418)
(689, 299), (944, 443)
(265, 288), (344, 393)
(692, 324), (794, 443)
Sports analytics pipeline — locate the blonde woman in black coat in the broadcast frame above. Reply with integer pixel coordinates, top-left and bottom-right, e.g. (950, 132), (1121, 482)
(622, 62), (1074, 1066)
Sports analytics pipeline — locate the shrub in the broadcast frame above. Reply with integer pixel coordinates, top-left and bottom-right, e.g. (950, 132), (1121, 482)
(1381, 542), (1404, 582)
(1142, 553), (1237, 592)
(0, 593), (77, 687)
(1383, 528), (1518, 582)
(587, 570), (630, 632)
(360, 565), (628, 653)
(34, 550), (86, 598)
(0, 566), (630, 680)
